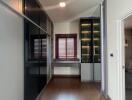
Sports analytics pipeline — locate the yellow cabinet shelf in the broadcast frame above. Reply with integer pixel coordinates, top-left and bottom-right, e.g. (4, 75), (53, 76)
(93, 31), (100, 33)
(82, 46), (90, 49)
(93, 23), (100, 26)
(94, 46), (99, 48)
(94, 54), (100, 56)
(93, 38), (99, 41)
(81, 31), (91, 34)
(82, 54), (90, 56)
(81, 38), (91, 41)
(81, 24), (91, 27)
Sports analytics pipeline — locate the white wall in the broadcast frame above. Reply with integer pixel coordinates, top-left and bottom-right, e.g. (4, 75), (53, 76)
(107, 0), (132, 100)
(1, 0), (23, 13)
(53, 20), (80, 75)
(70, 5), (100, 22)
(53, 6), (101, 76)
(53, 6), (100, 59)
(54, 67), (80, 75)
(0, 1), (24, 100)
(92, 6), (100, 17)
(53, 20), (80, 58)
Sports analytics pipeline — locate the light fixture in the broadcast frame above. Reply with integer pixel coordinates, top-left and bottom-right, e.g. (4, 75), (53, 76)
(59, 2), (66, 8)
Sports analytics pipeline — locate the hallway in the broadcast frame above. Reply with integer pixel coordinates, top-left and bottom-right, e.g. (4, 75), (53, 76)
(38, 77), (105, 100)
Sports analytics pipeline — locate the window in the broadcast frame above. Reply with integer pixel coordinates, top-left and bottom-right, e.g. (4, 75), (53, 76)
(56, 34), (77, 59)
(58, 38), (66, 58)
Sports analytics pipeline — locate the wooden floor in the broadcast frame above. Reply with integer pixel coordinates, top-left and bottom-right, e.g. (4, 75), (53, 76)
(38, 77), (106, 100)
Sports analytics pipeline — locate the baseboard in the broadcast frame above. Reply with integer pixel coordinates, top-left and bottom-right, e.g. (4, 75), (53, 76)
(81, 80), (94, 82)
(107, 95), (111, 100)
(36, 77), (52, 100)
(99, 90), (111, 100)
(53, 74), (80, 78)
(104, 95), (111, 100)
(93, 80), (101, 83)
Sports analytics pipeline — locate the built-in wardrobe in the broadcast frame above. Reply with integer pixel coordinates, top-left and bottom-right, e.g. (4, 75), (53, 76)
(80, 18), (101, 82)
(23, 0), (53, 100)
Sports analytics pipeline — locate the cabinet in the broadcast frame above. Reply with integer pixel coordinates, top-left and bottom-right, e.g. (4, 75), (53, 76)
(80, 19), (92, 63)
(92, 19), (101, 63)
(23, 0), (53, 100)
(80, 18), (101, 63)
(80, 18), (101, 82)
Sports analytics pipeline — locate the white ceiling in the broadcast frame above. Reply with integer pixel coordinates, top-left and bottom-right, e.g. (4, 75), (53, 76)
(125, 15), (132, 29)
(39, 0), (101, 22)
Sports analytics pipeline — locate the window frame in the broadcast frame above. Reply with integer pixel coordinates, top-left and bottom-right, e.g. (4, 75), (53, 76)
(55, 34), (77, 59)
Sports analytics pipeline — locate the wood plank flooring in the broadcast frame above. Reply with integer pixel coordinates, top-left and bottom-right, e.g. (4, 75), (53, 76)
(37, 77), (106, 100)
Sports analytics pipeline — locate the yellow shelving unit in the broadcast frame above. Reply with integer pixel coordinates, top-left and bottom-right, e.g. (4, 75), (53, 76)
(80, 20), (91, 63)
(93, 20), (100, 63)
(80, 18), (100, 63)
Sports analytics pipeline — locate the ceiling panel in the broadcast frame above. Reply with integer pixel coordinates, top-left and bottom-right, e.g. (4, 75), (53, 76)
(39, 0), (101, 22)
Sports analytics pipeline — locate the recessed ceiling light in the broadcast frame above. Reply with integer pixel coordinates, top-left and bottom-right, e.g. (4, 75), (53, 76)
(59, 2), (66, 8)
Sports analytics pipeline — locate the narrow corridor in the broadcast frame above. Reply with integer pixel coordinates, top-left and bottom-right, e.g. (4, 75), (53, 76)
(38, 77), (105, 100)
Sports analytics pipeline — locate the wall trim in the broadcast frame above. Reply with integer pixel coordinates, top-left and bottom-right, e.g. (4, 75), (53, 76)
(53, 75), (80, 78)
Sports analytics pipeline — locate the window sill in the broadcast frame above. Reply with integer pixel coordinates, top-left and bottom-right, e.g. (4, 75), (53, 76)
(54, 58), (79, 61)
(53, 58), (80, 64)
